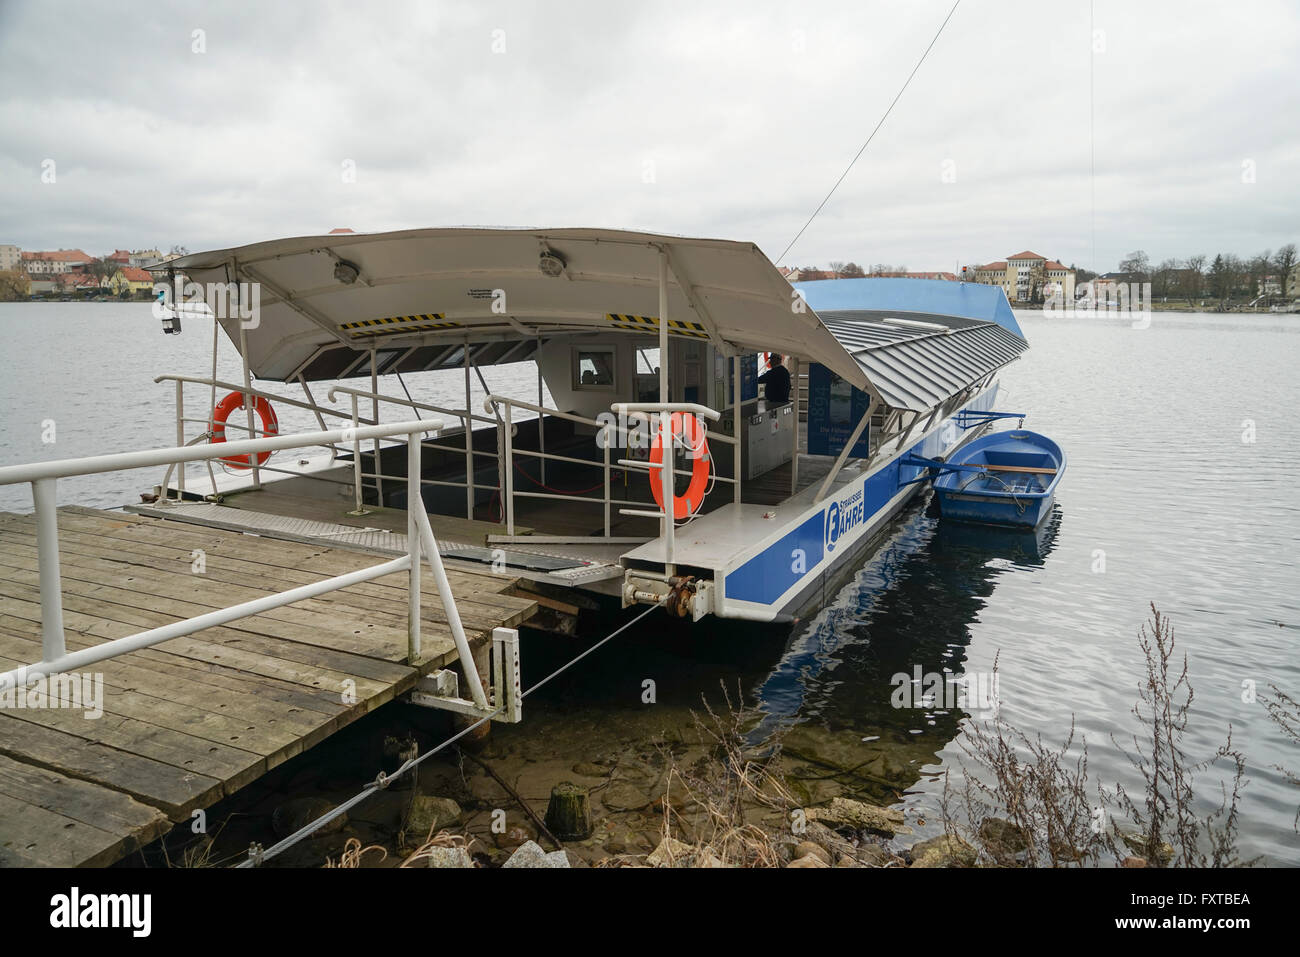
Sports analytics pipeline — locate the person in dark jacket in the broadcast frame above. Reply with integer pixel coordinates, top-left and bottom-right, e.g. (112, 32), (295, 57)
(756, 354), (791, 404)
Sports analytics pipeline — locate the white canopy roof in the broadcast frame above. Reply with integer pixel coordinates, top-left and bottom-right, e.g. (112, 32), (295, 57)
(160, 226), (868, 388)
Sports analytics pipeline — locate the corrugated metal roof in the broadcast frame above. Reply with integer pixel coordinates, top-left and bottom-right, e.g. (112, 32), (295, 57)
(819, 309), (1028, 411)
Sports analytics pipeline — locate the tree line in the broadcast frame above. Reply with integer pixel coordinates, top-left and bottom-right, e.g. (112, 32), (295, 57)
(1106, 244), (1296, 302)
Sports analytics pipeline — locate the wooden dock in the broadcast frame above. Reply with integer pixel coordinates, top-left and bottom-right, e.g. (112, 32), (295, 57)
(0, 506), (537, 868)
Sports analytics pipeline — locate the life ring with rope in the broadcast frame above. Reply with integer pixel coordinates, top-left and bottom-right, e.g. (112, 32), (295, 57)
(648, 412), (710, 519)
(211, 391), (279, 469)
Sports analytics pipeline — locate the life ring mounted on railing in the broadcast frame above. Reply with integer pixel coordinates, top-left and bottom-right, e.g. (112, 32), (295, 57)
(648, 412), (711, 520)
(211, 391), (279, 469)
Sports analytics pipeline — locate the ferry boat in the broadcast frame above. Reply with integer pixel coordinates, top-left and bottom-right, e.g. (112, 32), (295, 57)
(144, 226), (1032, 626)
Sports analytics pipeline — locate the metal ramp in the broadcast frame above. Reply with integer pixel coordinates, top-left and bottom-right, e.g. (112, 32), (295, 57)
(126, 501), (624, 587)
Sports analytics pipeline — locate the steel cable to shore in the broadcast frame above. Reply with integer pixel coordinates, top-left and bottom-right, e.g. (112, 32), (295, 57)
(234, 604), (658, 867)
(776, 0), (962, 264)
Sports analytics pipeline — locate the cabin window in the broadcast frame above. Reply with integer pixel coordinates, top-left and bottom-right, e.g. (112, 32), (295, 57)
(573, 348), (617, 391)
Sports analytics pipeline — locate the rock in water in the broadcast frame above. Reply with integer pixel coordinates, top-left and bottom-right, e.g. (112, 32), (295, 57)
(425, 846), (475, 868)
(503, 840), (571, 868)
(544, 781), (593, 840)
(792, 840), (832, 866)
(646, 837), (692, 867)
(908, 834), (977, 868)
(809, 797), (910, 836)
(272, 797), (347, 839)
(402, 795), (463, 843)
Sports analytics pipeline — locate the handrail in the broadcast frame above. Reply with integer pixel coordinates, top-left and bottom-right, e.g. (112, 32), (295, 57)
(484, 394), (732, 559)
(328, 383), (498, 428)
(156, 374), (374, 425)
(0, 418), (489, 714)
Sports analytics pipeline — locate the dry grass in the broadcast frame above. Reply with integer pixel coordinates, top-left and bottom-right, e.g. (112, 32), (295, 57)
(397, 828), (478, 868)
(648, 681), (801, 867)
(944, 604), (1252, 868)
(323, 837), (389, 869)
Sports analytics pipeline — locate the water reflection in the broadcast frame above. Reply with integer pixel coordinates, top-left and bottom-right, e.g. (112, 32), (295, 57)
(751, 501), (1062, 800)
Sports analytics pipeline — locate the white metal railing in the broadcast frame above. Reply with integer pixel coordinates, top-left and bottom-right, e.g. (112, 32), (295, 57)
(155, 375), (501, 521)
(327, 384), (500, 519)
(484, 395), (736, 551)
(0, 420), (488, 711)
(155, 374), (365, 501)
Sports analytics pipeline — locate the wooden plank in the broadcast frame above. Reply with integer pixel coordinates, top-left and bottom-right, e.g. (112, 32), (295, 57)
(0, 686), (265, 792)
(960, 463), (1058, 475)
(0, 527), (536, 632)
(0, 713), (221, 820)
(0, 624), (331, 745)
(0, 753), (171, 867)
(0, 585), (416, 689)
(0, 791), (149, 868)
(0, 555), (435, 665)
(13, 506), (525, 596)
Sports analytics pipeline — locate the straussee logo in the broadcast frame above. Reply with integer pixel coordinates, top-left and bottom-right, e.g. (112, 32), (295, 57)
(824, 486), (864, 553)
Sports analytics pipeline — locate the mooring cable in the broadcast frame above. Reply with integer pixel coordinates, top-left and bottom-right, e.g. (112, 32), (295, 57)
(235, 604), (658, 867)
(776, 0), (962, 264)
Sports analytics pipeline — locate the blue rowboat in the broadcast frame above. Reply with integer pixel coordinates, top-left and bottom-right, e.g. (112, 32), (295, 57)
(929, 430), (1065, 528)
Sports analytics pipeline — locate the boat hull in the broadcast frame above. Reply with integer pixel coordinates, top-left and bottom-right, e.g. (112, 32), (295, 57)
(935, 487), (1055, 528)
(931, 429), (1065, 529)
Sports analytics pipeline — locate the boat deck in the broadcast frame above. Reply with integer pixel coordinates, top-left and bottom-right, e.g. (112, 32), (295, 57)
(0, 506), (537, 868)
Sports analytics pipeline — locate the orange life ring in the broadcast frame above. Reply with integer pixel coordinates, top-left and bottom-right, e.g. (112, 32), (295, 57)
(211, 391), (279, 469)
(648, 413), (710, 519)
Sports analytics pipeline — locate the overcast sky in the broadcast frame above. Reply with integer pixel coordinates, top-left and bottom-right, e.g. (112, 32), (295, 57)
(1, 0), (1296, 273)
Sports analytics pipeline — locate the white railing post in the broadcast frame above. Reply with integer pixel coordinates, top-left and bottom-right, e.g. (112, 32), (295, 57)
(349, 394), (366, 515)
(412, 500), (489, 711)
(32, 477), (65, 664)
(504, 400), (515, 536)
(407, 432), (422, 663)
(603, 425), (611, 537)
(175, 378), (185, 496)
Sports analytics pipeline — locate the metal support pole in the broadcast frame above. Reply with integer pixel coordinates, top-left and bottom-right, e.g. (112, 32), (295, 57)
(32, 478), (65, 664)
(603, 424), (611, 537)
(349, 395), (367, 515)
(504, 401), (515, 536)
(464, 339), (474, 519)
(174, 379), (186, 496)
(238, 321), (261, 488)
(815, 396), (877, 502)
(658, 247), (674, 572)
(536, 335), (546, 486)
(407, 433), (422, 663)
(297, 375), (336, 460)
(732, 353), (742, 504)
(370, 345), (383, 506)
(790, 355), (800, 496)
(412, 504), (490, 711)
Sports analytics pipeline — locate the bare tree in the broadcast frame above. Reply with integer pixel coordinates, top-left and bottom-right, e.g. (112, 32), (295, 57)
(1275, 244), (1297, 296)
(841, 262), (865, 278)
(1182, 254), (1206, 303)
(1118, 250), (1151, 283)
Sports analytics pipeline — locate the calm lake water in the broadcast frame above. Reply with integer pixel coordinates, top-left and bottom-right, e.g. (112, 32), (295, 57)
(1, 302), (1297, 864)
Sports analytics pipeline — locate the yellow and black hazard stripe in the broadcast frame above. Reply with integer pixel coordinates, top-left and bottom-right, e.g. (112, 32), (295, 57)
(604, 313), (709, 339)
(338, 313), (460, 338)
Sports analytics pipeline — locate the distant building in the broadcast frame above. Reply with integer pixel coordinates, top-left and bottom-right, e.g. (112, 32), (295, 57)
(1290, 263), (1300, 298)
(1257, 275), (1283, 298)
(869, 270), (958, 281)
(971, 251), (1075, 303)
(21, 249), (94, 274)
(129, 249), (163, 268)
(0, 244), (20, 271)
(107, 267), (156, 296)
